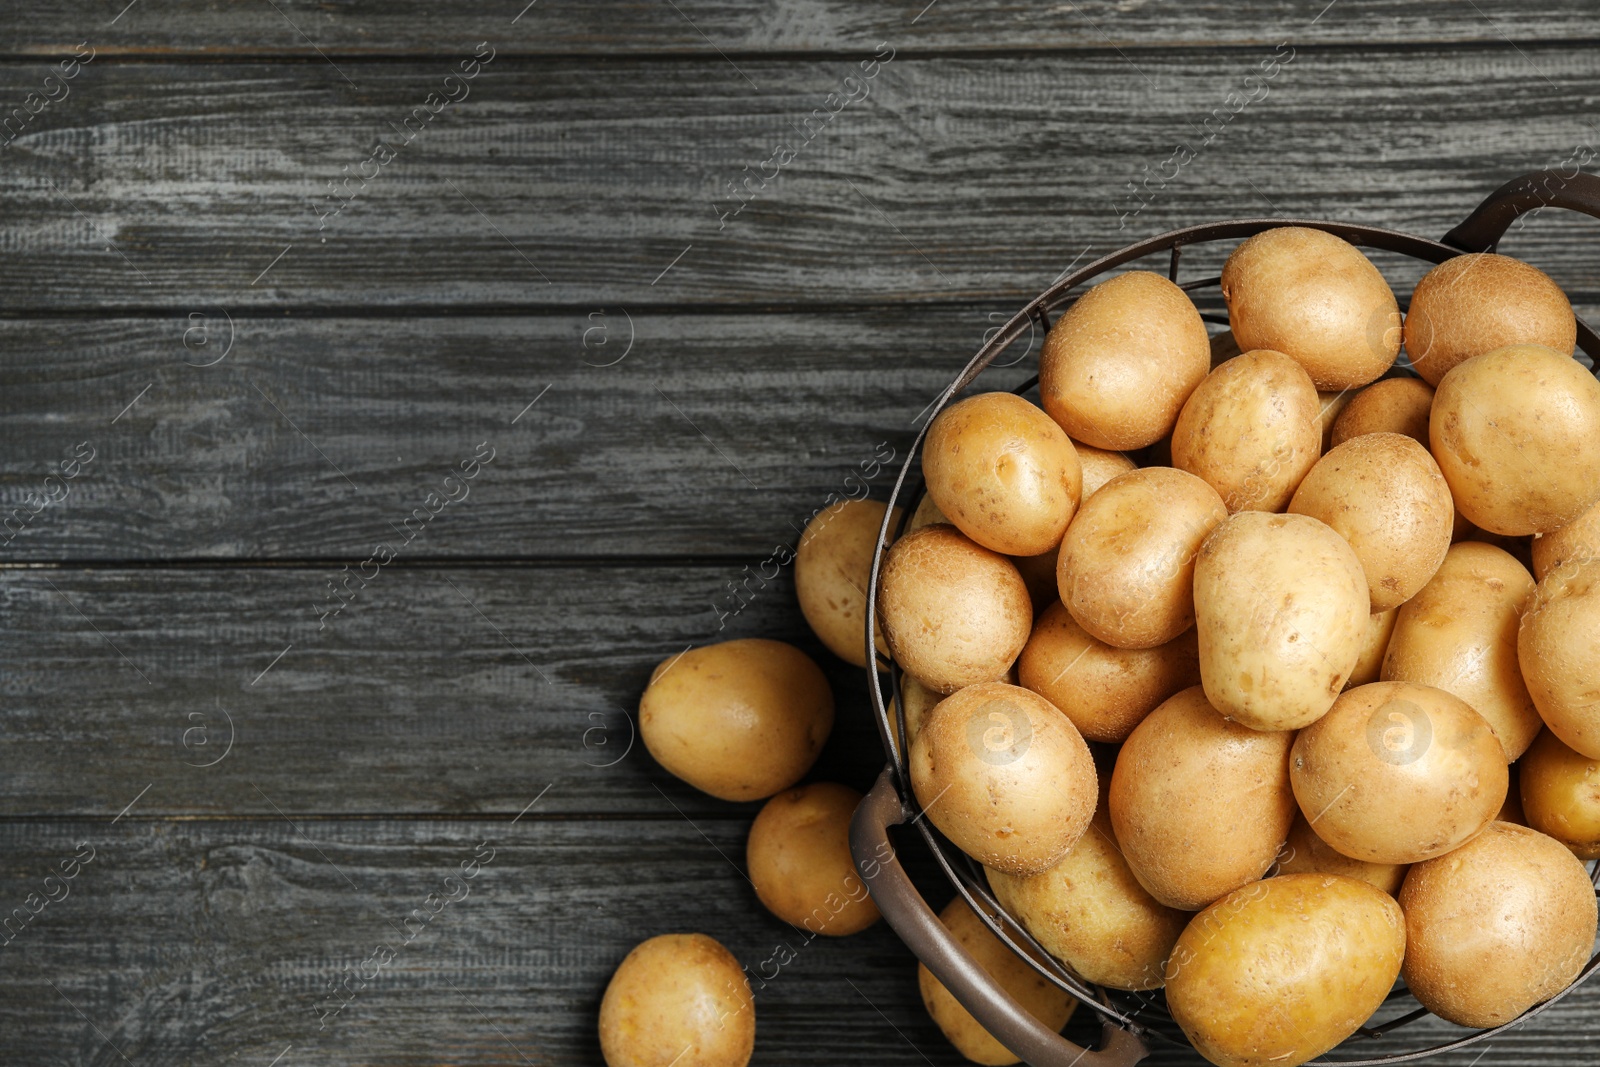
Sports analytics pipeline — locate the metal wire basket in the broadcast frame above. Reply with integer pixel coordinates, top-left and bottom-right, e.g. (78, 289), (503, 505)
(852, 169), (1600, 1067)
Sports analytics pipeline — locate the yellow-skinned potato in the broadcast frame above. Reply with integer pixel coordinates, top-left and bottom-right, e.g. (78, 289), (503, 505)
(1017, 601), (1200, 742)
(1165, 874), (1405, 1067)
(908, 493), (949, 531)
(1346, 609), (1398, 690)
(919, 897), (1076, 1066)
(1331, 376), (1435, 448)
(925, 392), (1083, 556)
(1221, 226), (1401, 389)
(1405, 253), (1578, 385)
(1316, 390), (1356, 453)
(1074, 441), (1138, 499)
(1400, 822), (1597, 1028)
(1276, 814), (1407, 896)
(1109, 687), (1296, 911)
(1381, 541), (1541, 760)
(795, 498), (900, 667)
(910, 682), (1096, 876)
(1290, 681), (1507, 864)
(747, 783), (881, 936)
(1057, 467), (1228, 648)
(986, 808), (1187, 991)
(1172, 350), (1322, 513)
(599, 933), (754, 1067)
(1009, 544), (1062, 618)
(887, 672), (943, 758)
(1519, 558), (1600, 757)
(1431, 344), (1600, 535)
(640, 640), (833, 802)
(1194, 511), (1369, 731)
(1039, 270), (1212, 451)
(1520, 729), (1600, 859)
(1533, 496), (1600, 581)
(878, 525), (1032, 694)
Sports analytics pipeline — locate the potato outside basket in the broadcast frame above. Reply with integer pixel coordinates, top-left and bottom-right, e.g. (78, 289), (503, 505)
(852, 169), (1600, 1067)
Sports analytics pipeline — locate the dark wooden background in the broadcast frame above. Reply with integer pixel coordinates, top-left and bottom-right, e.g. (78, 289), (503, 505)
(1, 2), (1597, 1064)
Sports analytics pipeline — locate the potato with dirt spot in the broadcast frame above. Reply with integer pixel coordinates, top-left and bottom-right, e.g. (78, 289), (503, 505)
(795, 498), (901, 667)
(599, 933), (754, 1067)
(1404, 253), (1577, 385)
(1520, 729), (1600, 859)
(1330, 376), (1435, 448)
(1519, 557), (1600, 758)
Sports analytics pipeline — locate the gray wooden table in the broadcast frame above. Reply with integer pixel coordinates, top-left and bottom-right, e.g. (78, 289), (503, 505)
(0, 2), (1596, 1064)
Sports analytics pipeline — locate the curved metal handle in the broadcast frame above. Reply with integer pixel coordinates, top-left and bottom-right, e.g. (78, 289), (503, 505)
(851, 767), (1149, 1067)
(1443, 169), (1600, 252)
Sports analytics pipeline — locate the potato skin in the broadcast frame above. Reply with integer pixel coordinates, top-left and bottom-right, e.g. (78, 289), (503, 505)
(1346, 609), (1398, 690)
(1290, 681), (1507, 864)
(1109, 686), (1296, 911)
(1331, 376), (1435, 448)
(1316, 390), (1356, 453)
(1074, 441), (1138, 499)
(1172, 350), (1322, 514)
(1519, 558), (1600, 758)
(1276, 814), (1407, 896)
(1520, 729), (1600, 859)
(1039, 270), (1212, 451)
(1165, 874), (1405, 1067)
(1533, 496), (1600, 581)
(747, 783), (881, 936)
(599, 933), (754, 1067)
(1405, 253), (1578, 386)
(640, 640), (833, 802)
(1400, 822), (1597, 1028)
(1057, 467), (1228, 649)
(1194, 511), (1370, 731)
(795, 499), (899, 667)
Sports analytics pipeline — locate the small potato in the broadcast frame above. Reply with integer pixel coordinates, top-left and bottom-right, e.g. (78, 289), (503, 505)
(599, 933), (754, 1067)
(1172, 350), (1322, 513)
(1330, 376), (1435, 448)
(908, 493), (949, 531)
(1381, 541), (1541, 760)
(1400, 822), (1597, 1028)
(1520, 729), (1600, 859)
(1166, 874), (1405, 1067)
(1405, 253), (1578, 385)
(878, 525), (1032, 694)
(1290, 681), (1508, 864)
(1431, 344), (1600, 535)
(1533, 495), (1600, 581)
(747, 782), (880, 936)
(1017, 601), (1200, 742)
(1316, 390), (1356, 453)
(795, 498), (900, 667)
(1194, 511), (1370, 731)
(1519, 558), (1600, 757)
(888, 672), (944, 757)
(1057, 467), (1228, 648)
(1346, 609), (1398, 690)
(1222, 226), (1401, 389)
(640, 640), (833, 802)
(919, 897), (1076, 1066)
(1074, 441), (1138, 499)
(986, 807), (1187, 991)
(910, 682), (1097, 875)
(1276, 814), (1407, 896)
(925, 392), (1083, 556)
(1109, 687), (1296, 911)
(1039, 270), (1212, 451)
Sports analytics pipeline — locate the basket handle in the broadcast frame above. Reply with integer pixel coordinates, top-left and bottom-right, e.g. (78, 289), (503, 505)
(1443, 169), (1600, 252)
(851, 767), (1149, 1067)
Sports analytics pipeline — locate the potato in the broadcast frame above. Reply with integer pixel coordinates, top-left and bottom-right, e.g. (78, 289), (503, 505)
(1519, 558), (1600, 757)
(1275, 813), (1406, 896)
(919, 897), (1076, 1066)
(1346, 609), (1397, 690)
(640, 639), (833, 801)
(795, 498), (900, 668)
(1172, 350), (1322, 513)
(1009, 545), (1061, 618)
(908, 493), (949, 531)
(1074, 441), (1138, 499)
(1533, 495), (1600, 581)
(878, 525), (1032, 694)
(1430, 344), (1600, 535)
(888, 672), (943, 757)
(1221, 226), (1401, 389)
(1405, 253), (1578, 385)
(925, 392), (1083, 556)
(1331, 376), (1434, 448)
(1194, 512), (1369, 731)
(1109, 686), (1296, 911)
(1057, 467), (1228, 648)
(747, 782), (880, 936)
(1039, 270), (1211, 450)
(1499, 763), (1527, 826)
(1520, 729), (1600, 859)
(1316, 390), (1356, 453)
(986, 807), (1187, 991)
(1380, 541), (1542, 760)
(1400, 821), (1597, 1028)
(1017, 601), (1200, 742)
(1290, 681), (1507, 864)
(599, 933), (754, 1067)
(1165, 874), (1405, 1067)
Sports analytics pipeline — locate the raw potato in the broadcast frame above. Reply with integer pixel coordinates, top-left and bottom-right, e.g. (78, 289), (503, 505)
(986, 807), (1187, 991)
(1533, 496), (1600, 581)
(1074, 441), (1138, 499)
(1289, 681), (1508, 864)
(747, 783), (880, 936)
(1109, 686), (1296, 911)
(1057, 467), (1228, 648)
(1316, 390), (1356, 453)
(1172, 350), (1322, 513)
(1381, 541), (1542, 760)
(1346, 609), (1398, 690)
(1276, 814), (1407, 896)
(1400, 822), (1597, 1028)
(1017, 601), (1200, 742)
(1194, 511), (1369, 731)
(1520, 729), (1600, 859)
(1039, 270), (1212, 450)
(1330, 376), (1435, 448)
(888, 673), (944, 757)
(878, 525), (1032, 694)
(639, 640), (833, 802)
(1288, 432), (1454, 612)
(925, 392), (1083, 556)
(1404, 253), (1578, 385)
(1519, 558), (1600, 758)
(1221, 226), (1401, 389)
(1165, 874), (1406, 1067)
(1009, 545), (1062, 617)
(908, 494), (949, 531)
(909, 682), (1097, 876)
(919, 897), (1076, 1066)
(1430, 344), (1600, 535)
(599, 933), (754, 1067)
(795, 499), (900, 667)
